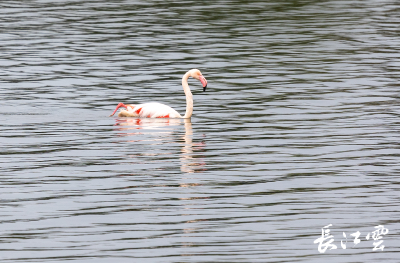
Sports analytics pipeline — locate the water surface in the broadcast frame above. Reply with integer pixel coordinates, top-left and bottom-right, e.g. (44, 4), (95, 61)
(1, 0), (399, 262)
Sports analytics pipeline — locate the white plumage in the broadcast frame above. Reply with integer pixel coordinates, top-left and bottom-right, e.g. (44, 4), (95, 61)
(122, 103), (182, 118)
(109, 69), (208, 119)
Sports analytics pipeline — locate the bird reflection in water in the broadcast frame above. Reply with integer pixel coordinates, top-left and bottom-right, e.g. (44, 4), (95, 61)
(113, 118), (206, 173)
(180, 119), (206, 174)
(114, 118), (208, 247)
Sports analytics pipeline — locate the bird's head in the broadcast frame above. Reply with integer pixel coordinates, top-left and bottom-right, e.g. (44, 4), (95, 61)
(189, 69), (207, 92)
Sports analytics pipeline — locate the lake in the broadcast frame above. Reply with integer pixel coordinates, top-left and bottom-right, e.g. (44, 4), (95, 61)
(0, 0), (399, 262)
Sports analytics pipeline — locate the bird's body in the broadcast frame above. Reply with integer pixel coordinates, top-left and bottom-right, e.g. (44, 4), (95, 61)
(117, 102), (182, 118)
(109, 69), (207, 119)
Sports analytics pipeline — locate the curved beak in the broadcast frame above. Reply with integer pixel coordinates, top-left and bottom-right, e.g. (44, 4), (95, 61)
(109, 102), (128, 117)
(199, 75), (207, 92)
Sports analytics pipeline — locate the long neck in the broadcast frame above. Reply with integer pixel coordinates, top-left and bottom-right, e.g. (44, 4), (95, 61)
(182, 71), (193, 118)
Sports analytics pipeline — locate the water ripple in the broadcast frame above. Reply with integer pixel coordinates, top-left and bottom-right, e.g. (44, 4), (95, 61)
(1, 0), (400, 262)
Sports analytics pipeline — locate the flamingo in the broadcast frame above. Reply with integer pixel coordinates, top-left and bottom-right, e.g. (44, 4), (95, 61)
(109, 69), (207, 118)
